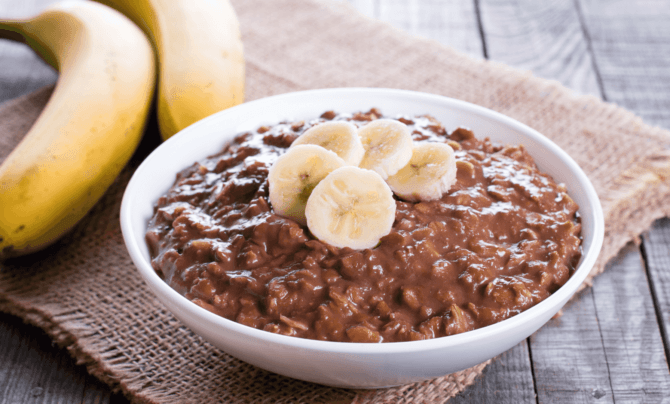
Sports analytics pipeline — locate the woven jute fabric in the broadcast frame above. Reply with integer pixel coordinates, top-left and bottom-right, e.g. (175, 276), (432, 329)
(2, 0), (670, 402)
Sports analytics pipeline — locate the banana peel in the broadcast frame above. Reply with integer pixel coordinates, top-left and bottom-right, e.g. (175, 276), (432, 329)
(95, 0), (245, 141)
(0, 1), (155, 258)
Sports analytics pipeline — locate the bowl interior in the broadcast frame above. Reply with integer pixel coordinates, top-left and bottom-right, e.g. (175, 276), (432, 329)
(121, 88), (603, 355)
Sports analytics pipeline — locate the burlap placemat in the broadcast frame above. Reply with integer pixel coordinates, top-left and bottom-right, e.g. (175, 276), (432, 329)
(2, 0), (670, 402)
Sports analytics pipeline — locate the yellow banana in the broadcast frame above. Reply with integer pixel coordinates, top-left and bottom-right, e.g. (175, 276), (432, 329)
(0, 1), (155, 259)
(95, 0), (245, 141)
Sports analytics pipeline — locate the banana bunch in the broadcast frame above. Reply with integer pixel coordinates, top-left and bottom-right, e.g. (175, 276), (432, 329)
(0, 0), (245, 258)
(0, 1), (155, 259)
(269, 119), (458, 250)
(94, 0), (245, 141)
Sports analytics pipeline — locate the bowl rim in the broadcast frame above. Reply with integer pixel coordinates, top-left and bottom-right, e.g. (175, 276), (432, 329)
(120, 87), (604, 354)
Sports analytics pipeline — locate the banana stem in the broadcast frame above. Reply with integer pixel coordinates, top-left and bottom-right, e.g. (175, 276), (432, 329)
(0, 20), (59, 70)
(0, 21), (26, 42)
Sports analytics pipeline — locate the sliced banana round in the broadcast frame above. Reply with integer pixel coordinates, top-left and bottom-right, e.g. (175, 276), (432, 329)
(358, 119), (413, 179)
(306, 166), (396, 250)
(268, 144), (346, 225)
(291, 121), (365, 166)
(387, 142), (457, 202)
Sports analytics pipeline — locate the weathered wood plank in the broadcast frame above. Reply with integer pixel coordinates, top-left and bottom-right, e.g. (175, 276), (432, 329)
(577, 0), (670, 128)
(529, 287), (614, 403)
(450, 340), (536, 403)
(580, 0), (670, 395)
(642, 219), (670, 368)
(529, 243), (670, 403)
(82, 379), (128, 404)
(592, 242), (670, 402)
(0, 313), (23, 401)
(376, 0), (484, 59)
(0, 0), (57, 106)
(0, 312), (108, 404)
(477, 0), (601, 96)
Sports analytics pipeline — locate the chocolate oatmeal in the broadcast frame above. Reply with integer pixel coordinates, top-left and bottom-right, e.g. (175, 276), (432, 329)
(145, 109), (582, 343)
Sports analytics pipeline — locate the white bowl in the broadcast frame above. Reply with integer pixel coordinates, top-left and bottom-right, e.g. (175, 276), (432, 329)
(120, 88), (604, 388)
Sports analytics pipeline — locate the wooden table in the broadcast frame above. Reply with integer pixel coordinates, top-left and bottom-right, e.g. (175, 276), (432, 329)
(2, 0), (670, 402)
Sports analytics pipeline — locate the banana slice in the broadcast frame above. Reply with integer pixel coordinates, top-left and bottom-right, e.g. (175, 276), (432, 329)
(291, 121), (365, 166)
(268, 145), (346, 225)
(387, 142), (457, 202)
(306, 166), (396, 250)
(358, 119), (413, 179)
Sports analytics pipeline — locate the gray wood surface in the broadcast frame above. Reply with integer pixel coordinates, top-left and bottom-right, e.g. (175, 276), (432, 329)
(593, 244), (670, 402)
(578, 0), (670, 127)
(378, 0), (484, 59)
(643, 219), (670, 378)
(478, 0), (601, 96)
(530, 287), (615, 403)
(0, 312), (124, 403)
(2, 0), (670, 403)
(449, 340), (536, 403)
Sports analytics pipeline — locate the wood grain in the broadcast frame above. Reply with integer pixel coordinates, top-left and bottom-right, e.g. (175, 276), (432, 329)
(529, 287), (615, 403)
(642, 219), (670, 369)
(450, 341), (536, 403)
(582, 0), (670, 396)
(377, 0), (485, 58)
(577, 0), (670, 128)
(477, 0), (601, 96)
(0, 312), (126, 404)
(592, 243), (670, 402)
(528, 243), (670, 403)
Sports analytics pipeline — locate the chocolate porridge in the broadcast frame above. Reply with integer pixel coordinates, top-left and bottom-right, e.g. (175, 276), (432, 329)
(145, 109), (582, 343)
